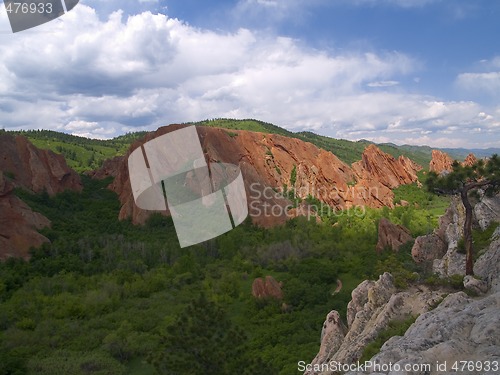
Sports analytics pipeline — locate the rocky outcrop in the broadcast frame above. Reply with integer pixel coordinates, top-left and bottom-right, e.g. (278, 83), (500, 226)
(474, 190), (500, 231)
(429, 149), (454, 174)
(462, 152), (477, 167)
(352, 145), (420, 190)
(0, 171), (51, 260)
(86, 156), (124, 180)
(251, 275), (283, 300)
(409, 195), (468, 277)
(345, 234), (500, 375)
(0, 133), (82, 195)
(305, 273), (446, 374)
(0, 133), (81, 259)
(98, 125), (421, 226)
(411, 233), (447, 264)
(376, 218), (413, 252)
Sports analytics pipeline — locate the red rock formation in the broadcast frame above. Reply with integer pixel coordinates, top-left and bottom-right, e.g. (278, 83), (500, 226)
(86, 156), (124, 179)
(0, 133), (81, 259)
(462, 153), (477, 167)
(398, 155), (423, 173)
(376, 217), (413, 253)
(352, 144), (420, 189)
(0, 171), (51, 260)
(429, 150), (454, 174)
(0, 133), (82, 195)
(252, 275), (284, 300)
(96, 125), (422, 226)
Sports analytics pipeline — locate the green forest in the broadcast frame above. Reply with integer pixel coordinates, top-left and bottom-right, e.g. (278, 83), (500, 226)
(0, 167), (452, 374)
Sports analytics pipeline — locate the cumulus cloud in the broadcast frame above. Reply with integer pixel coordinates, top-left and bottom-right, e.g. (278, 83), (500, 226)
(0, 4), (498, 147)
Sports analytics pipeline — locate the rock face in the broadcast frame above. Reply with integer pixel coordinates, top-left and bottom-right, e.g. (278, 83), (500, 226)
(474, 190), (500, 231)
(462, 152), (477, 167)
(429, 149), (454, 174)
(352, 145), (420, 190)
(0, 133), (81, 259)
(346, 235), (500, 375)
(376, 218), (413, 252)
(413, 192), (500, 277)
(0, 133), (82, 195)
(305, 273), (446, 375)
(411, 233), (447, 264)
(98, 125), (421, 226)
(85, 156), (124, 180)
(251, 276), (283, 300)
(0, 195), (51, 259)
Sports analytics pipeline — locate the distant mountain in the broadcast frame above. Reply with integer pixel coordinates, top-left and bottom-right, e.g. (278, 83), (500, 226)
(441, 147), (500, 160)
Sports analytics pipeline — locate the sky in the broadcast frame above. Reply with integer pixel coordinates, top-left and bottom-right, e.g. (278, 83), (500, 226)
(0, 0), (499, 148)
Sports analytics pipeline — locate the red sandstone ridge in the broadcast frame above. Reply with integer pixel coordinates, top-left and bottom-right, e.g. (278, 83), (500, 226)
(0, 133), (81, 259)
(94, 125), (422, 227)
(0, 133), (82, 195)
(429, 149), (454, 174)
(352, 144), (421, 189)
(0, 171), (51, 259)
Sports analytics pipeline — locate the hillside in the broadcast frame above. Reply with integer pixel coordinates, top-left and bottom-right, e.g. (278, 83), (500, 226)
(0, 124), (460, 375)
(6, 130), (147, 173)
(193, 119), (435, 166)
(5, 120), (488, 170)
(192, 119), (482, 166)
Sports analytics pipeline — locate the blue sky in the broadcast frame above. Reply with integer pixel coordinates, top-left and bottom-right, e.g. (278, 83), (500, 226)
(0, 0), (499, 148)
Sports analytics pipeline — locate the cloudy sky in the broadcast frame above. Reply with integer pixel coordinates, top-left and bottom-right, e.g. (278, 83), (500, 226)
(0, 0), (499, 148)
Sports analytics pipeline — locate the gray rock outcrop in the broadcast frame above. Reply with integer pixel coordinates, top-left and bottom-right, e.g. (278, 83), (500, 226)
(346, 234), (500, 375)
(474, 190), (500, 231)
(305, 273), (446, 375)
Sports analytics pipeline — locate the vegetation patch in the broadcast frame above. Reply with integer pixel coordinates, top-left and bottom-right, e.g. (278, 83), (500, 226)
(360, 316), (417, 362)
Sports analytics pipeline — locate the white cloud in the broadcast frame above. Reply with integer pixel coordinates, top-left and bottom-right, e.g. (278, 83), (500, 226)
(351, 0), (440, 8)
(367, 80), (399, 87)
(0, 5), (498, 149)
(457, 72), (500, 94)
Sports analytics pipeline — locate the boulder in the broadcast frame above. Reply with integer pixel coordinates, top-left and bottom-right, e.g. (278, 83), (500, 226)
(251, 275), (283, 300)
(376, 218), (413, 253)
(411, 233), (447, 263)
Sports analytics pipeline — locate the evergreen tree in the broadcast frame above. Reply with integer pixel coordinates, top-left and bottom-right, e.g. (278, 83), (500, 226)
(150, 294), (251, 375)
